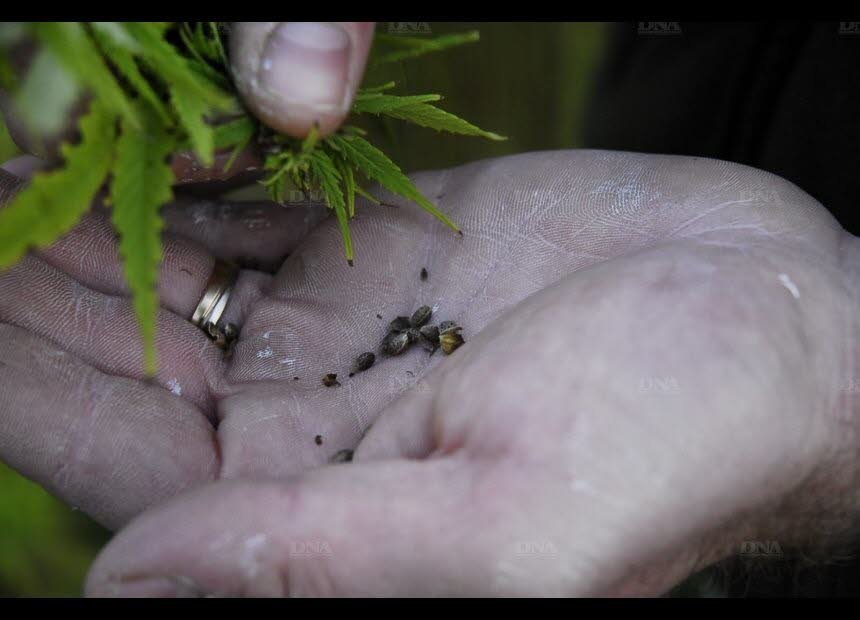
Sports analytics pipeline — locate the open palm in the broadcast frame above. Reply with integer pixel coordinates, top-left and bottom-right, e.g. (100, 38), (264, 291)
(2, 151), (857, 595)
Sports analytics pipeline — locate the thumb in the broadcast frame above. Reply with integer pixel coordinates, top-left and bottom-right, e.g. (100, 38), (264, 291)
(229, 22), (375, 139)
(84, 458), (515, 597)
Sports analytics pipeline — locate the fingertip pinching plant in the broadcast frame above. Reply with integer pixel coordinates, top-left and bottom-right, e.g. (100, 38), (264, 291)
(0, 22), (504, 374)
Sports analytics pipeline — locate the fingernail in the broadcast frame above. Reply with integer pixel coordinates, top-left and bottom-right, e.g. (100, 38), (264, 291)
(90, 576), (204, 598)
(260, 22), (352, 112)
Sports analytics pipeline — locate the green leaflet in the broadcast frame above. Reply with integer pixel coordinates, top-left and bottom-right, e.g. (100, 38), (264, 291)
(90, 25), (172, 125)
(110, 106), (175, 376)
(33, 22), (138, 127)
(371, 31), (480, 65)
(169, 82), (215, 166)
(122, 22), (233, 111)
(329, 134), (460, 233)
(357, 81), (397, 94)
(0, 100), (117, 268)
(90, 22), (141, 52)
(309, 150), (353, 264)
(352, 93), (441, 114)
(337, 158), (357, 218)
(212, 116), (257, 150)
(374, 102), (506, 141)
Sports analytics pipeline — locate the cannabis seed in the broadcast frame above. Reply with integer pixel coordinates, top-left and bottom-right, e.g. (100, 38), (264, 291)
(330, 449), (354, 464)
(439, 327), (465, 355)
(314, 434), (323, 446)
(419, 324), (440, 346)
(420, 268), (428, 281)
(406, 327), (421, 344)
(439, 320), (459, 333)
(350, 352), (376, 376)
(410, 305), (432, 328)
(388, 316), (411, 333)
(224, 323), (239, 340)
(381, 330), (410, 356)
(322, 373), (340, 387)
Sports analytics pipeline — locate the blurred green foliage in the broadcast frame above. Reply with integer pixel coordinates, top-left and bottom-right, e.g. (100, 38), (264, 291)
(0, 116), (19, 161)
(0, 463), (109, 596)
(0, 21), (607, 597)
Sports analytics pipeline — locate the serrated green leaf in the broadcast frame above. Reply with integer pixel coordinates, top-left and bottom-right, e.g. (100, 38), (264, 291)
(33, 22), (138, 127)
(110, 105), (175, 375)
(212, 116), (257, 150)
(352, 93), (441, 114)
(372, 31), (480, 65)
(354, 185), (381, 205)
(309, 150), (352, 264)
(0, 52), (16, 90)
(123, 22), (233, 110)
(338, 158), (357, 218)
(330, 134), (459, 233)
(357, 81), (397, 95)
(0, 100), (117, 267)
(373, 101), (506, 140)
(169, 82), (214, 166)
(90, 22), (141, 52)
(90, 25), (172, 125)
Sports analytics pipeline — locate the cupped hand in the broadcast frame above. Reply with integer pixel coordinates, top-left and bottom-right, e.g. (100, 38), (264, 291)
(4, 150), (853, 596)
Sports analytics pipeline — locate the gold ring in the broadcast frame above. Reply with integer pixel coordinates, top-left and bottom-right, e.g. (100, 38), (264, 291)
(191, 260), (238, 333)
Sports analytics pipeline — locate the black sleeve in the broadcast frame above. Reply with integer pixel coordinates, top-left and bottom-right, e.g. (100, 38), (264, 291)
(583, 22), (860, 235)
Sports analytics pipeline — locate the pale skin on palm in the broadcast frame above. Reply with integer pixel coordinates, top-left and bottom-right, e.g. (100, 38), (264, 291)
(1, 150), (858, 596)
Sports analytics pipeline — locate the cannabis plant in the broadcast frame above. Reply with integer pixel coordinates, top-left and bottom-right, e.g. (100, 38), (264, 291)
(0, 22), (503, 374)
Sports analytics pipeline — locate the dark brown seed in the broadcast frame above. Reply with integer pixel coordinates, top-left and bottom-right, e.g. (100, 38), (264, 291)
(388, 316), (411, 333)
(330, 449), (354, 464)
(439, 320), (459, 333)
(406, 327), (421, 344)
(293, 377), (299, 381)
(224, 323), (239, 340)
(381, 330), (410, 356)
(420, 268), (428, 281)
(410, 305), (432, 327)
(376, 313), (383, 319)
(439, 327), (465, 355)
(322, 373), (340, 387)
(419, 324), (440, 349)
(314, 434), (323, 446)
(350, 352), (376, 376)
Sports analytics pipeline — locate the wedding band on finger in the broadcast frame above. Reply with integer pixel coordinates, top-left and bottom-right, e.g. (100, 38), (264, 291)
(191, 259), (239, 348)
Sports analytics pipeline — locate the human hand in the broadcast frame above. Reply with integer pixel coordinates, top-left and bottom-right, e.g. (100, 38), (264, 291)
(0, 22), (375, 181)
(53, 150), (858, 595)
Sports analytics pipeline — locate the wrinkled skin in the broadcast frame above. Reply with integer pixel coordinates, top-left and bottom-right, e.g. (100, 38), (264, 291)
(1, 150), (858, 596)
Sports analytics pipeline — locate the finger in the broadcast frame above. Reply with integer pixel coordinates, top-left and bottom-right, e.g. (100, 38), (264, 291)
(170, 148), (262, 186)
(35, 210), (216, 319)
(229, 22), (375, 138)
(0, 155), (46, 179)
(86, 457), (527, 597)
(354, 384), (439, 461)
(0, 322), (219, 530)
(161, 198), (330, 272)
(1, 162), (267, 326)
(0, 254), (222, 412)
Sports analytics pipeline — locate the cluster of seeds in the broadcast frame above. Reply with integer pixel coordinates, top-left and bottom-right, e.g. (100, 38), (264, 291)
(317, 302), (464, 459)
(380, 305), (464, 357)
(322, 306), (466, 388)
